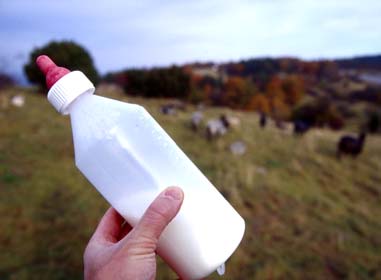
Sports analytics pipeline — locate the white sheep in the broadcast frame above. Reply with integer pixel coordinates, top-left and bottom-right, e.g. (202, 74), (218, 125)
(191, 111), (203, 131)
(206, 119), (227, 140)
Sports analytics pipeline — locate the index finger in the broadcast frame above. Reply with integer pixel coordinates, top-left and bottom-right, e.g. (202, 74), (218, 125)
(91, 207), (126, 244)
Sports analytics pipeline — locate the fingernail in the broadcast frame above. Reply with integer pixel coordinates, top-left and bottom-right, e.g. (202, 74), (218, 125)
(163, 187), (183, 200)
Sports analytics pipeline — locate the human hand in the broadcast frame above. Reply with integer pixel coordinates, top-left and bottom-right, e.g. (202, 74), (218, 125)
(84, 187), (184, 280)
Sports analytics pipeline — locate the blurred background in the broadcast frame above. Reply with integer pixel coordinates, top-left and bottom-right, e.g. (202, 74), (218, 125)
(1, 0), (381, 279)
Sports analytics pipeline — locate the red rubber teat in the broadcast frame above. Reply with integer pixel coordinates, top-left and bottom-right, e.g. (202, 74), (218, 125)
(36, 55), (71, 89)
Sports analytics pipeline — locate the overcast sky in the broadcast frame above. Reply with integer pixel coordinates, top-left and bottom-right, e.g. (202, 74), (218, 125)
(1, 0), (380, 82)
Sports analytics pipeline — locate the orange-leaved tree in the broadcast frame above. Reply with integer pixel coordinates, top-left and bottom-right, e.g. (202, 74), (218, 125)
(282, 74), (305, 106)
(246, 93), (270, 113)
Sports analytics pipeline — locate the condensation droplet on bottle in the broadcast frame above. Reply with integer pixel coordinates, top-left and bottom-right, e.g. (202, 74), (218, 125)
(217, 263), (225, 276)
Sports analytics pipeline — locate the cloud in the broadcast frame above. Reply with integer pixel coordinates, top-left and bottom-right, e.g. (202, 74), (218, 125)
(0, 0), (380, 80)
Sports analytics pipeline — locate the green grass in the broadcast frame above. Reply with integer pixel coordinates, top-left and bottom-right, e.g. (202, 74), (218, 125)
(1, 86), (381, 279)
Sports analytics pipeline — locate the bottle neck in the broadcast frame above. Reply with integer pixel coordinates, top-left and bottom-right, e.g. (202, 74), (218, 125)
(46, 71), (95, 115)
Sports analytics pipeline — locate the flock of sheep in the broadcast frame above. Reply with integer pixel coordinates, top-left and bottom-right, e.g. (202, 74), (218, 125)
(161, 103), (367, 159)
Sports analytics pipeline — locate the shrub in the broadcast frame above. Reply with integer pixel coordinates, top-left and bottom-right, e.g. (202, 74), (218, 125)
(292, 97), (345, 129)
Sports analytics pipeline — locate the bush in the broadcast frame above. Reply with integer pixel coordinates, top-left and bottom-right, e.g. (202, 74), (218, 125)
(327, 108), (345, 130)
(24, 40), (99, 89)
(292, 97), (345, 129)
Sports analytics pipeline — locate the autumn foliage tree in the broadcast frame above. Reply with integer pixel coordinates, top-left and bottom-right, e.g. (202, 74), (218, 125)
(221, 77), (257, 108)
(266, 76), (285, 100)
(282, 75), (305, 106)
(187, 74), (218, 103)
(105, 58), (308, 115)
(246, 94), (270, 113)
(263, 74), (305, 118)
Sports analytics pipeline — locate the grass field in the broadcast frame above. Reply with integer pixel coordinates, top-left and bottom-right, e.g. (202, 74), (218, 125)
(1, 86), (381, 279)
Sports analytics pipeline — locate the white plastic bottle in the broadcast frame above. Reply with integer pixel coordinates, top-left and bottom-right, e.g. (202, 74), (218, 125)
(37, 55), (245, 280)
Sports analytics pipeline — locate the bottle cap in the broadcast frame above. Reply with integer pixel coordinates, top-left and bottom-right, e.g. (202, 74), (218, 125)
(36, 55), (95, 115)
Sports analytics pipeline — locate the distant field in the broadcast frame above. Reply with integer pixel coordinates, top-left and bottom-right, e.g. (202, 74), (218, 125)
(1, 86), (381, 279)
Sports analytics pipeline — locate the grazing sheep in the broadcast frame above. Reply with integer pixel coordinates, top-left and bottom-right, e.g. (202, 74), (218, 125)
(293, 120), (310, 135)
(161, 101), (187, 115)
(220, 114), (240, 128)
(220, 114), (230, 129)
(337, 132), (366, 159)
(259, 113), (267, 128)
(11, 95), (25, 107)
(368, 114), (380, 133)
(206, 119), (228, 140)
(191, 111), (203, 131)
(160, 104), (176, 115)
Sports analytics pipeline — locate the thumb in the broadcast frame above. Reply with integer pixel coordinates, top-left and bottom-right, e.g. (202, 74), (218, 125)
(125, 187), (184, 251)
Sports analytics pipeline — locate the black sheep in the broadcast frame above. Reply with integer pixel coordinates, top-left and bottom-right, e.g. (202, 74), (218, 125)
(220, 114), (230, 129)
(293, 120), (310, 135)
(259, 113), (267, 128)
(337, 132), (366, 158)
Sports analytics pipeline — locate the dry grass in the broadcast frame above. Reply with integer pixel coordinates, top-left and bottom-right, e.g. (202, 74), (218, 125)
(1, 86), (381, 279)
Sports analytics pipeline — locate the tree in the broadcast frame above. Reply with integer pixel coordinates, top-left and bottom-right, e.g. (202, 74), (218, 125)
(246, 94), (270, 113)
(266, 76), (285, 101)
(271, 96), (290, 120)
(282, 75), (305, 106)
(222, 77), (257, 108)
(117, 66), (190, 98)
(24, 40), (99, 89)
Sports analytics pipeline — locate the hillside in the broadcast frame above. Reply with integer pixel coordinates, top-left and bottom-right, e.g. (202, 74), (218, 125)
(336, 55), (381, 71)
(1, 86), (381, 279)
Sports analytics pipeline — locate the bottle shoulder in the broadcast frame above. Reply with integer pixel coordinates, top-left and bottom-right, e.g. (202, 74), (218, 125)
(69, 94), (144, 113)
(69, 95), (152, 153)
(69, 95), (153, 128)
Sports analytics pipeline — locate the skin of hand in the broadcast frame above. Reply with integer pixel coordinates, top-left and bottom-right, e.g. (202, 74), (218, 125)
(83, 186), (184, 280)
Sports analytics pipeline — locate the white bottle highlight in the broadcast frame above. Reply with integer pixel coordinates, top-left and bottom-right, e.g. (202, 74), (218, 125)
(42, 62), (245, 280)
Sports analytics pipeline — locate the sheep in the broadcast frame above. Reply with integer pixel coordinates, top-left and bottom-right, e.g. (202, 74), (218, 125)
(337, 132), (366, 159)
(220, 114), (240, 128)
(160, 104), (176, 115)
(220, 114), (230, 129)
(191, 111), (203, 131)
(259, 113), (267, 128)
(206, 118), (228, 140)
(160, 101), (187, 115)
(204, 114), (239, 140)
(368, 114), (380, 133)
(11, 95), (25, 107)
(293, 120), (310, 135)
